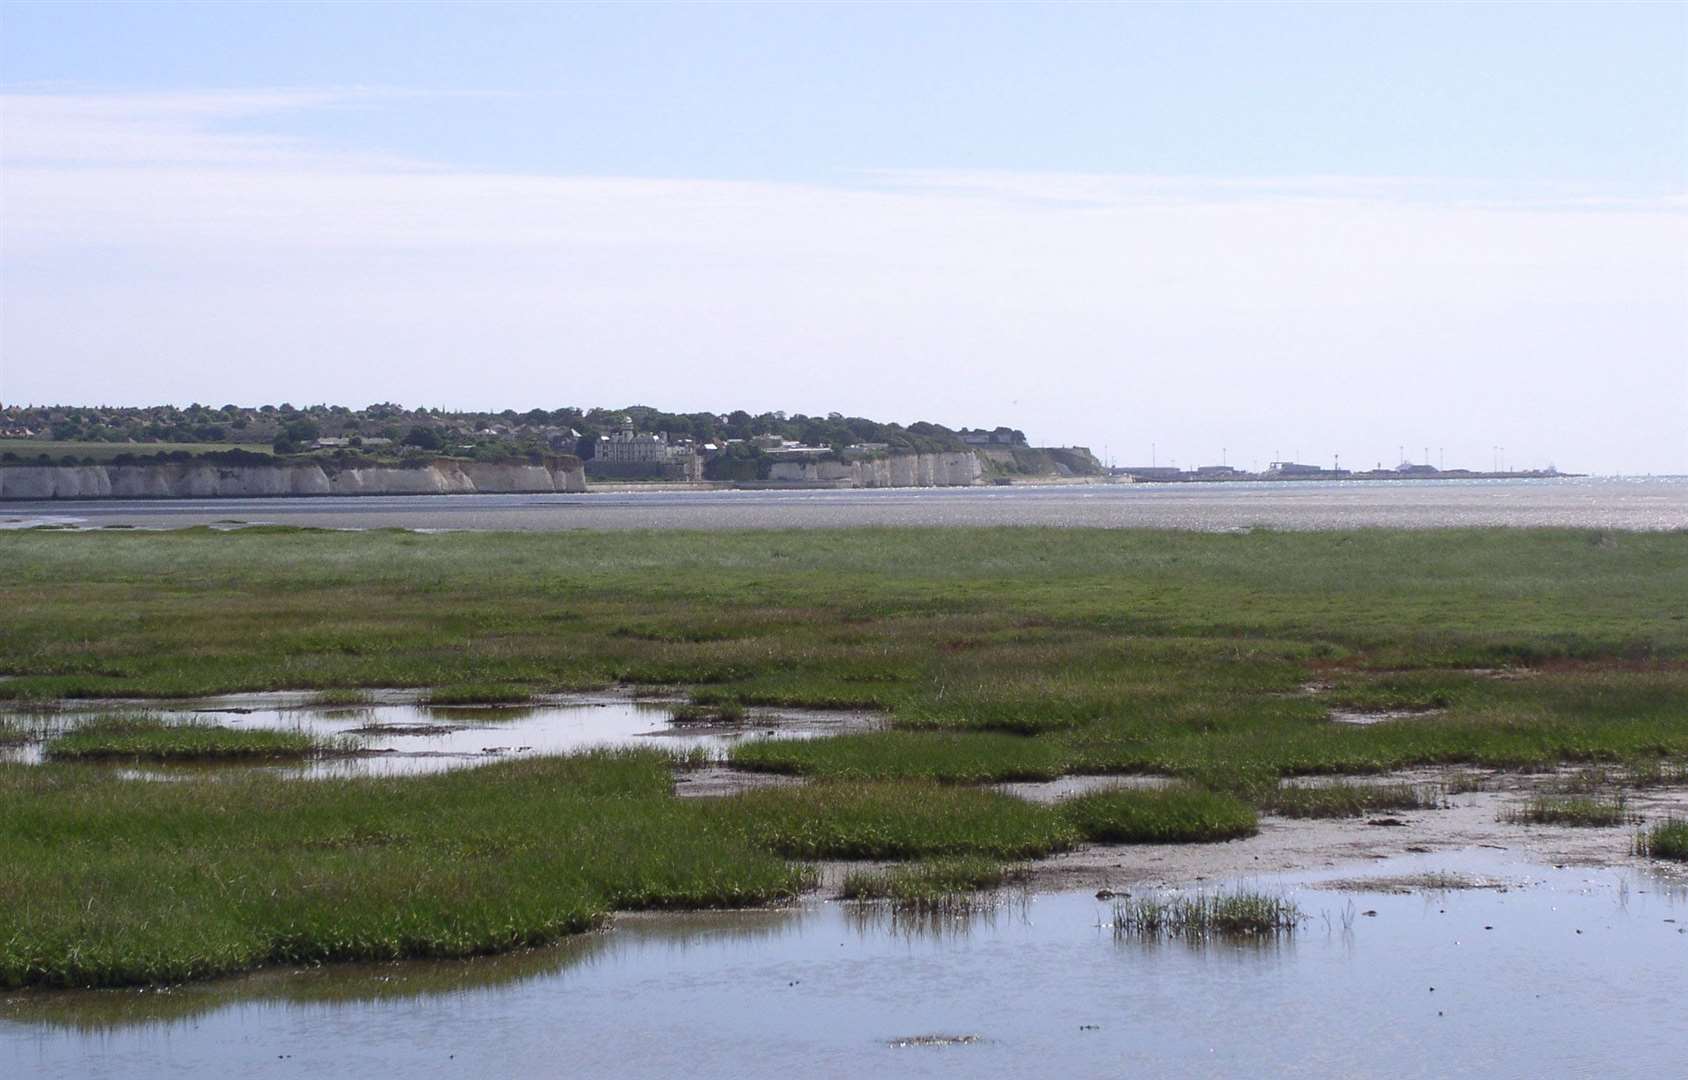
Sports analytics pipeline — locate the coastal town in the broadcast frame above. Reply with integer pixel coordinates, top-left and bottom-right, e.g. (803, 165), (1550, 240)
(0, 401), (1571, 500)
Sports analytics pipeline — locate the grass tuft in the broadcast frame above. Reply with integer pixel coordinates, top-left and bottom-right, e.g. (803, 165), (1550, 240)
(1635, 817), (1688, 861)
(671, 701), (748, 724)
(1264, 782), (1443, 818)
(732, 731), (1065, 784)
(839, 857), (1023, 908)
(44, 717), (323, 762)
(1060, 788), (1258, 844)
(422, 684), (536, 707)
(712, 781), (1074, 860)
(1113, 889), (1302, 939)
(309, 689), (376, 707)
(1503, 794), (1631, 827)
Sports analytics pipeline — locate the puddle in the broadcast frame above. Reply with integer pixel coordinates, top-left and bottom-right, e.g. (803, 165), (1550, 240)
(672, 765), (809, 798)
(992, 774), (1171, 804)
(1328, 707), (1446, 725)
(0, 695), (879, 777)
(1302, 871), (1516, 894)
(3, 851), (1683, 1079)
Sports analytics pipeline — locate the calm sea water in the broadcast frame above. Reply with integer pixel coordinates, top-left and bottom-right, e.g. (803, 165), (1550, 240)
(4, 853), (1683, 1080)
(2, 476), (1685, 532)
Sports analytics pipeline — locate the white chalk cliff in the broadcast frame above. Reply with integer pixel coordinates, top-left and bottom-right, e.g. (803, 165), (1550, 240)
(765, 451), (982, 488)
(0, 459), (588, 500)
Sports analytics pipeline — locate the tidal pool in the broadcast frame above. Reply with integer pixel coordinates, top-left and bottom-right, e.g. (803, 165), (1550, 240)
(0, 695), (875, 777)
(4, 852), (1683, 1079)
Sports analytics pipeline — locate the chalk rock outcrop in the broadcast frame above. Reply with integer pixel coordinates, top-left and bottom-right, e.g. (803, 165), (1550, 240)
(0, 458), (587, 500)
(765, 451), (982, 488)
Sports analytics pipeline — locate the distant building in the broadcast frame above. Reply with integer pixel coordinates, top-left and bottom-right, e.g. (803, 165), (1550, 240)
(1267, 461), (1349, 479)
(961, 430), (1028, 448)
(596, 424), (674, 465)
(593, 422), (702, 480)
(1116, 466), (1184, 482)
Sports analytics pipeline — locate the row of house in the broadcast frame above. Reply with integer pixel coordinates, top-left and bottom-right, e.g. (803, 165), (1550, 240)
(587, 421), (910, 482)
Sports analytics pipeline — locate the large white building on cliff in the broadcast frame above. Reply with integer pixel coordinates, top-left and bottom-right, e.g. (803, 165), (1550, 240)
(593, 422), (702, 480)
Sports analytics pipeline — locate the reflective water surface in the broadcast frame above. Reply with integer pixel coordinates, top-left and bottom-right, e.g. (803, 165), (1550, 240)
(0, 695), (875, 777)
(4, 852), (1684, 1079)
(4, 476), (1685, 532)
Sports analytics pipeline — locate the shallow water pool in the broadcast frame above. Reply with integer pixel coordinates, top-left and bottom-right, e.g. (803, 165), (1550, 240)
(0, 694), (876, 777)
(4, 851), (1683, 1079)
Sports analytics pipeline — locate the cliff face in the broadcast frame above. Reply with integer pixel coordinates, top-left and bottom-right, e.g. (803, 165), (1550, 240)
(0, 459), (587, 500)
(978, 446), (1104, 477)
(765, 451), (982, 488)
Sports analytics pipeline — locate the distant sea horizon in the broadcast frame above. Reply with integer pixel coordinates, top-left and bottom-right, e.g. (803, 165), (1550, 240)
(4, 475), (1684, 533)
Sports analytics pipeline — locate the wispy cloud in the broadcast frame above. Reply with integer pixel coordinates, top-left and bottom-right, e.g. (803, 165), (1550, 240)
(0, 89), (434, 170)
(1, 91), (1682, 473)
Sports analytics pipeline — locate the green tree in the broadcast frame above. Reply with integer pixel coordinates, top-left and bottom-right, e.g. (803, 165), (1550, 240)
(403, 426), (443, 451)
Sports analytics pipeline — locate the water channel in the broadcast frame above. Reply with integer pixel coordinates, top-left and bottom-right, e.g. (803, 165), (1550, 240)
(4, 852), (1683, 1079)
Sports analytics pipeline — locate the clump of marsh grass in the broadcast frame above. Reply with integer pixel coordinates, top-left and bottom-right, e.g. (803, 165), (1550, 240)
(309, 689), (375, 707)
(839, 857), (1024, 909)
(1113, 889), (1302, 940)
(1503, 794), (1632, 827)
(44, 716), (326, 762)
(1263, 782), (1443, 819)
(713, 781), (1074, 860)
(1618, 758), (1688, 788)
(1635, 817), (1688, 861)
(1443, 771), (1492, 794)
(422, 684), (537, 707)
(1061, 788), (1258, 844)
(665, 746), (713, 769)
(731, 731), (1066, 784)
(671, 701), (748, 725)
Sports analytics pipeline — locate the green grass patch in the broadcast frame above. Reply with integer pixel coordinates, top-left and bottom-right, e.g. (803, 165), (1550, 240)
(1060, 788), (1258, 844)
(310, 689), (376, 707)
(1635, 817), (1688, 861)
(1263, 781), (1443, 818)
(709, 781), (1075, 860)
(731, 731), (1065, 783)
(1503, 794), (1632, 827)
(421, 684), (537, 707)
(0, 752), (805, 989)
(44, 717), (323, 762)
(2, 526), (1686, 986)
(839, 857), (1022, 904)
(1, 440), (273, 463)
(672, 701), (747, 724)
(1113, 889), (1302, 940)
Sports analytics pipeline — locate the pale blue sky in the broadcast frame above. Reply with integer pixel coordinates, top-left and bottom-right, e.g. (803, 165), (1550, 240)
(2, 2), (1685, 473)
(5, 1), (1683, 184)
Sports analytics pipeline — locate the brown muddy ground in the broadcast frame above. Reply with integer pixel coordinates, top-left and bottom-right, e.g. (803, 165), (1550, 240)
(1011, 776), (1688, 895)
(675, 764), (1688, 894)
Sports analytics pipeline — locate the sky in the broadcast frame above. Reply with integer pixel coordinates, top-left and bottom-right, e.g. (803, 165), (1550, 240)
(1, 1), (1684, 474)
